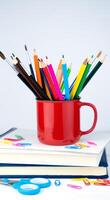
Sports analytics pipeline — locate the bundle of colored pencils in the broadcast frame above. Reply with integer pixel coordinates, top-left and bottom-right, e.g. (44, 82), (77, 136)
(0, 47), (106, 101)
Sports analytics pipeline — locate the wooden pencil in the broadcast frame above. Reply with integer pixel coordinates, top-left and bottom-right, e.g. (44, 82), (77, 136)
(33, 49), (42, 87)
(70, 58), (88, 99)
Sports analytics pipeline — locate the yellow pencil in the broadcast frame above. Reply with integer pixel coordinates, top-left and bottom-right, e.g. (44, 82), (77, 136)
(70, 58), (88, 99)
(56, 59), (63, 86)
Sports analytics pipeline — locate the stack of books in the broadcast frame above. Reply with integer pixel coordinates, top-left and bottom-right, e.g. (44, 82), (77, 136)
(0, 128), (110, 178)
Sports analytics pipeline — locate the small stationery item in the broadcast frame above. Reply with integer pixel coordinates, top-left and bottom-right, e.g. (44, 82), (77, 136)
(70, 58), (88, 99)
(0, 127), (17, 138)
(69, 51), (102, 95)
(46, 56), (64, 100)
(40, 59), (59, 100)
(0, 49), (105, 102)
(11, 57), (49, 100)
(69, 77), (76, 93)
(61, 64), (72, 92)
(14, 178), (51, 195)
(14, 182), (40, 195)
(24, 44), (35, 80)
(88, 51), (102, 73)
(0, 149), (108, 178)
(36, 99), (97, 145)
(74, 58), (92, 98)
(1, 178), (51, 195)
(33, 49), (42, 87)
(0, 129), (110, 166)
(0, 52), (37, 96)
(40, 68), (53, 100)
(56, 59), (63, 86)
(54, 180), (61, 186)
(62, 55), (70, 100)
(82, 54), (107, 91)
(67, 184), (82, 189)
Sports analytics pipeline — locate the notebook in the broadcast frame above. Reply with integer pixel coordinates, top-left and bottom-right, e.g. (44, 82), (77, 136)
(0, 128), (110, 166)
(0, 149), (108, 178)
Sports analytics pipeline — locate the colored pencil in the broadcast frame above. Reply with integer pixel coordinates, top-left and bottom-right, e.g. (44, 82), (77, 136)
(11, 57), (49, 100)
(1, 49), (105, 102)
(56, 59), (63, 86)
(69, 77), (76, 93)
(70, 58), (88, 99)
(40, 59), (59, 100)
(87, 51), (102, 75)
(91, 51), (102, 65)
(74, 59), (92, 98)
(0, 51), (38, 96)
(61, 64), (72, 92)
(62, 55), (70, 100)
(69, 51), (102, 95)
(82, 54), (106, 90)
(40, 67), (53, 100)
(24, 44), (35, 80)
(33, 49), (42, 87)
(46, 56), (64, 100)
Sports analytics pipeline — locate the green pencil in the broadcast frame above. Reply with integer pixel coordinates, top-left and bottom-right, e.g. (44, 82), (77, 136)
(82, 54), (106, 91)
(60, 64), (72, 92)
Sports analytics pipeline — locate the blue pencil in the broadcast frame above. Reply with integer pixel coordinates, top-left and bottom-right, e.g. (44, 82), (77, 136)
(62, 55), (70, 100)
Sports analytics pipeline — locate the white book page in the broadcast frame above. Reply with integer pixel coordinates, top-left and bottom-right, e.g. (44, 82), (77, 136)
(0, 128), (110, 155)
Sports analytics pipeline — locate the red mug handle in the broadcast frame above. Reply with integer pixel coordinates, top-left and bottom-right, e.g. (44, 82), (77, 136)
(79, 102), (98, 135)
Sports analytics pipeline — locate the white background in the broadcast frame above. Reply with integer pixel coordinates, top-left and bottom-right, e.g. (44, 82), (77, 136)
(0, 2), (110, 198)
(0, 0), (110, 132)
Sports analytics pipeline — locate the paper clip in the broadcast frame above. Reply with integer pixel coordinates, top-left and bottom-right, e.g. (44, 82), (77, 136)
(67, 184), (82, 189)
(54, 180), (61, 186)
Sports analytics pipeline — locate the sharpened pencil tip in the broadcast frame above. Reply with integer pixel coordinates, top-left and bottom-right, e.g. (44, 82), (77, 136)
(12, 53), (15, 57)
(33, 49), (36, 53)
(100, 54), (107, 63)
(97, 51), (102, 58)
(83, 58), (88, 65)
(62, 55), (64, 58)
(10, 56), (13, 60)
(11, 57), (18, 65)
(0, 51), (6, 60)
(24, 44), (27, 51)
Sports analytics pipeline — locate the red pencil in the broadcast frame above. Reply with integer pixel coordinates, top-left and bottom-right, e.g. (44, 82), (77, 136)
(40, 59), (59, 100)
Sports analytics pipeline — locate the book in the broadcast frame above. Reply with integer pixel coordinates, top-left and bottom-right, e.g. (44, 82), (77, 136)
(0, 149), (108, 178)
(0, 128), (110, 166)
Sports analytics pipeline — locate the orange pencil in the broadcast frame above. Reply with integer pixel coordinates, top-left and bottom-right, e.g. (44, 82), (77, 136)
(33, 49), (42, 87)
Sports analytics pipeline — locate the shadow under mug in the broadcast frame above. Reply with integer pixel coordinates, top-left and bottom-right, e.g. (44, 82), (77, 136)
(36, 100), (97, 146)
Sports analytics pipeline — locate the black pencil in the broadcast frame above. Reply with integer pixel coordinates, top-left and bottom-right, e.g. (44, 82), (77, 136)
(11, 57), (49, 100)
(0, 51), (49, 100)
(0, 51), (38, 96)
(82, 54), (106, 91)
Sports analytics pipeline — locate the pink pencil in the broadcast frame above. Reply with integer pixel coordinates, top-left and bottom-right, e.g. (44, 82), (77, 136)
(46, 57), (64, 100)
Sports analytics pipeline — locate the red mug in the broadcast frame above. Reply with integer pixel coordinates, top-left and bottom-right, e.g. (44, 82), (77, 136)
(36, 100), (97, 145)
